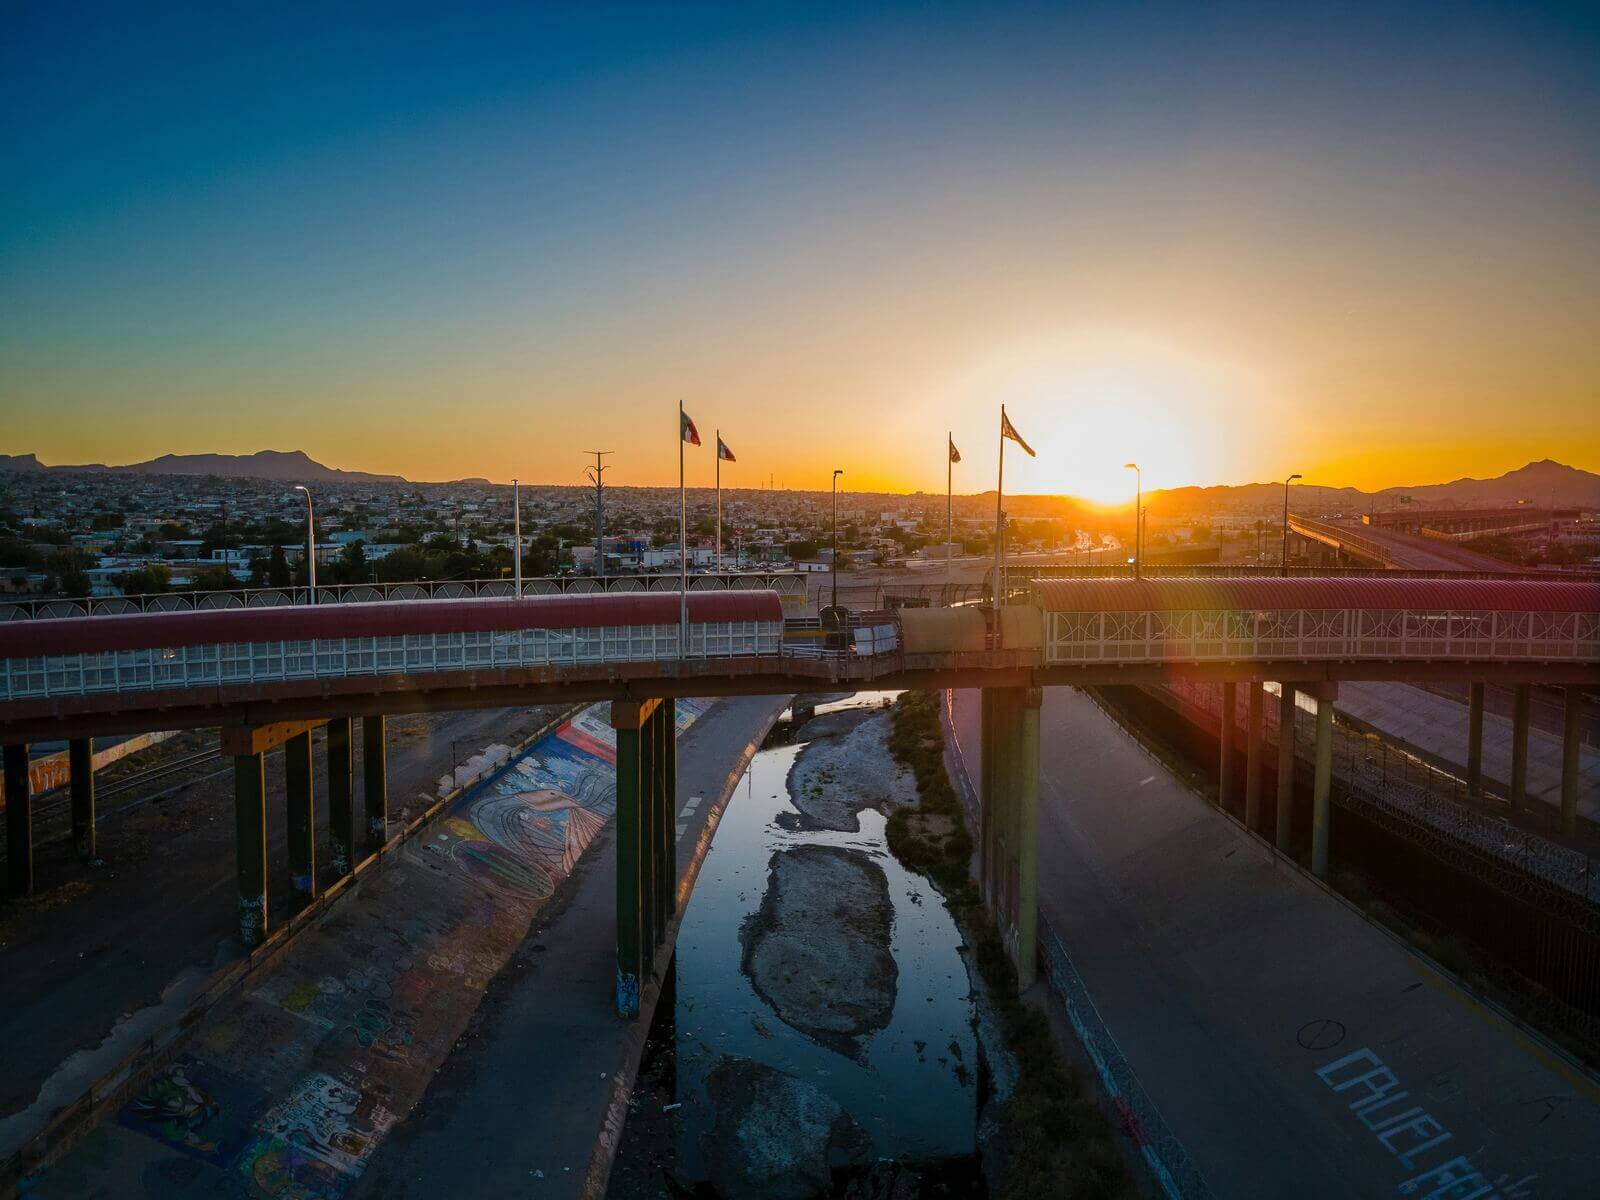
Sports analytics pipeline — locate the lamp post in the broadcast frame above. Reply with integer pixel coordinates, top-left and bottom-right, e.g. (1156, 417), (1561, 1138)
(831, 469), (844, 609)
(1281, 473), (1302, 577)
(1123, 463), (1141, 579)
(293, 485), (317, 603)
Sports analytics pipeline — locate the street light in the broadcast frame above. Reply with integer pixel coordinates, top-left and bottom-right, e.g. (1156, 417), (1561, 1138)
(831, 469), (844, 609)
(1123, 463), (1141, 579)
(293, 485), (317, 602)
(1281, 473), (1302, 577)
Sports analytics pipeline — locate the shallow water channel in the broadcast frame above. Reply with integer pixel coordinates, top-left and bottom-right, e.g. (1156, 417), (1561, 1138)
(618, 692), (979, 1194)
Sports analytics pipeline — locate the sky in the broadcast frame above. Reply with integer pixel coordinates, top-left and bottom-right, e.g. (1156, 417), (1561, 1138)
(3, 1), (1597, 501)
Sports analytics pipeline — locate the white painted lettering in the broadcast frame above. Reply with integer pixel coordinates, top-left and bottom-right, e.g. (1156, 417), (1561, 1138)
(1398, 1156), (1498, 1200)
(1377, 1112), (1452, 1168)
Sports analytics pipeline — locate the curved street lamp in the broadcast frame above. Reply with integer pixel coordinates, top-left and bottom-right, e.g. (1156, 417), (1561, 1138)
(1123, 463), (1141, 579)
(1281, 473), (1303, 577)
(293, 485), (317, 603)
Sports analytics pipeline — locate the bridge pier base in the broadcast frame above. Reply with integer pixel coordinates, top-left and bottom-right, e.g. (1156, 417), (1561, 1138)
(1466, 683), (1485, 801)
(70, 737), (96, 861)
(1510, 685), (1531, 814)
(363, 715), (388, 855)
(235, 751), (268, 947)
(4, 743), (32, 897)
(980, 686), (1041, 989)
(1218, 682), (1237, 809)
(1311, 683), (1337, 879)
(1561, 688), (1582, 839)
(327, 718), (354, 878)
(612, 698), (674, 1019)
(1275, 684), (1297, 852)
(285, 731), (317, 900)
(1244, 683), (1264, 832)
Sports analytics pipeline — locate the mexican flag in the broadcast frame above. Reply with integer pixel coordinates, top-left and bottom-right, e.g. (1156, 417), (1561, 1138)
(717, 436), (736, 462)
(681, 409), (702, 446)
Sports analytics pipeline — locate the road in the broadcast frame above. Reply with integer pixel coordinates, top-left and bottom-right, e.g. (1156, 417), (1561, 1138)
(953, 687), (1600, 1199)
(0, 704), (565, 1132)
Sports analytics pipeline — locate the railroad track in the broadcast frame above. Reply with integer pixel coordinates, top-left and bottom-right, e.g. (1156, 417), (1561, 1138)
(16, 747), (227, 848)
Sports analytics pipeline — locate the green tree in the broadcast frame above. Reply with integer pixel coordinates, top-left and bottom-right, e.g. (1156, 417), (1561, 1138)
(117, 564), (171, 595)
(190, 564), (239, 592)
(268, 544), (292, 588)
(337, 539), (368, 583)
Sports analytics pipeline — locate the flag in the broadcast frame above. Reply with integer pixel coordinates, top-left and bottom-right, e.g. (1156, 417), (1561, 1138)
(948, 437), (961, 464)
(681, 409), (701, 446)
(717, 436), (736, 462)
(1000, 408), (1035, 457)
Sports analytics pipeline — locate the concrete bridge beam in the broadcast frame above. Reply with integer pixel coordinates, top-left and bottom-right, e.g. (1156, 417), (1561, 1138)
(1510, 685), (1531, 813)
(611, 697), (675, 1018)
(1466, 682), (1485, 801)
(4, 743), (31, 897)
(1562, 687), (1582, 838)
(363, 715), (388, 854)
(285, 730), (316, 900)
(1276, 684), (1297, 852)
(1311, 682), (1337, 879)
(234, 750), (267, 947)
(327, 717), (354, 878)
(1244, 682), (1264, 832)
(979, 685), (1041, 989)
(1218, 681), (1237, 809)
(69, 737), (95, 862)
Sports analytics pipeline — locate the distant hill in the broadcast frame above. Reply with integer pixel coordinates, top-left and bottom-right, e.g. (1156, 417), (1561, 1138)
(0, 449), (405, 484)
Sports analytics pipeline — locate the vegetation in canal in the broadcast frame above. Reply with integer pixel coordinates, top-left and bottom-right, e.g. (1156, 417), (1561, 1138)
(886, 690), (1135, 1200)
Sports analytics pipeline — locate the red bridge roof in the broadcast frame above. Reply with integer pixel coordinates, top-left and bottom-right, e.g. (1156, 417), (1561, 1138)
(1032, 576), (1600, 614)
(0, 590), (785, 659)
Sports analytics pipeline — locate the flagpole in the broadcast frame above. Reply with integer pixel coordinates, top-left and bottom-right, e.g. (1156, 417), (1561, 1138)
(679, 400), (688, 650)
(994, 407), (1005, 638)
(715, 429), (722, 576)
(945, 432), (953, 605)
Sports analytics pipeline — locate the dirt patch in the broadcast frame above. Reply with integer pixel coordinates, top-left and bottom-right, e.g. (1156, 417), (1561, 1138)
(740, 844), (897, 1054)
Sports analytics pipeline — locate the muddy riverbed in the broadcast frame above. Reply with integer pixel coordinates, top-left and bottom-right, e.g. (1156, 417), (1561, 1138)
(608, 693), (982, 1198)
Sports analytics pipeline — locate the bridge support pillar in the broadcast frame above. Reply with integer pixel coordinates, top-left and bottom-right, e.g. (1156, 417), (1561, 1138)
(979, 686), (1041, 989)
(1510, 685), (1531, 814)
(1311, 683), (1337, 880)
(1244, 683), (1264, 832)
(327, 718), (354, 878)
(1218, 682), (1237, 810)
(362, 715), (388, 854)
(612, 698), (673, 1019)
(1466, 683), (1485, 801)
(69, 737), (96, 862)
(235, 751), (268, 947)
(4, 743), (32, 898)
(285, 731), (317, 900)
(1561, 688), (1582, 839)
(1275, 685), (1297, 853)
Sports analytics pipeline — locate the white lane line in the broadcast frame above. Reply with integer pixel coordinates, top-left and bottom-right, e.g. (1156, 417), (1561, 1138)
(675, 823), (687, 838)
(1139, 775), (1157, 786)
(682, 795), (703, 814)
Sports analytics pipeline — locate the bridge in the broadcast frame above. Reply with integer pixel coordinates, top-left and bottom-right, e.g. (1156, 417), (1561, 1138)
(2, 575), (1596, 1010)
(1288, 512), (1522, 571)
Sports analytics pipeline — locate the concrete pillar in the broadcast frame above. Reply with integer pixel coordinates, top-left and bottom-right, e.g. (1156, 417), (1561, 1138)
(611, 700), (647, 1018)
(1218, 682), (1237, 809)
(1311, 683), (1337, 880)
(1510, 684), (1531, 814)
(1275, 684), (1297, 853)
(1561, 687), (1582, 839)
(362, 715), (388, 853)
(1466, 683), (1485, 801)
(235, 751), (268, 947)
(285, 730), (317, 900)
(326, 718), (354, 877)
(979, 688), (998, 908)
(69, 737), (96, 861)
(638, 705), (660, 953)
(1244, 683), (1264, 832)
(658, 698), (677, 921)
(1015, 687), (1042, 990)
(4, 744), (32, 898)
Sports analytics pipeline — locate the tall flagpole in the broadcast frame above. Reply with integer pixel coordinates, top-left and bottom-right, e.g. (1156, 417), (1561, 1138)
(993, 407), (1005, 626)
(679, 400), (689, 649)
(945, 432), (953, 604)
(715, 429), (722, 576)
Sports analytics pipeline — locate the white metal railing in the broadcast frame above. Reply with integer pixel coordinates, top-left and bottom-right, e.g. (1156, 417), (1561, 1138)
(1043, 608), (1600, 666)
(0, 620), (783, 702)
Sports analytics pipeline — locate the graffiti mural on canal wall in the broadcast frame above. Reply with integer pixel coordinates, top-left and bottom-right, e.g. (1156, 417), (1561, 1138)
(28, 700), (710, 1200)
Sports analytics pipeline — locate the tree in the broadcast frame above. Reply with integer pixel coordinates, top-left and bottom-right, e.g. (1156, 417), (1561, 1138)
(268, 544), (292, 588)
(337, 539), (368, 583)
(190, 564), (239, 592)
(117, 564), (170, 595)
(52, 550), (92, 598)
(786, 539), (819, 561)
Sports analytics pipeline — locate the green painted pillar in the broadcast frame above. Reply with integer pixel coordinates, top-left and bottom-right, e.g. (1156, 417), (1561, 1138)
(1561, 687), (1582, 839)
(1244, 683), (1264, 832)
(612, 702), (645, 1018)
(285, 730), (317, 899)
(641, 706), (661, 953)
(1275, 684), (1297, 853)
(69, 737), (96, 862)
(659, 698), (677, 920)
(362, 715), (388, 853)
(1218, 682), (1237, 809)
(4, 744), (32, 898)
(1510, 685), (1531, 814)
(1311, 683), (1336, 879)
(327, 718), (354, 877)
(1015, 687), (1042, 990)
(235, 752), (268, 947)
(988, 687), (1017, 930)
(1466, 683), (1485, 801)
(979, 688), (998, 908)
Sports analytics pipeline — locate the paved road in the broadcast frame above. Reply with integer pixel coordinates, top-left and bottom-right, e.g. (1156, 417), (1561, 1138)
(1336, 681), (1599, 818)
(0, 705), (563, 1131)
(350, 694), (788, 1200)
(953, 687), (1600, 1199)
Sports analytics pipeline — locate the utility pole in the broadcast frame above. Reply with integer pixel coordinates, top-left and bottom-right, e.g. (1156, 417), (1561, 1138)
(584, 450), (613, 579)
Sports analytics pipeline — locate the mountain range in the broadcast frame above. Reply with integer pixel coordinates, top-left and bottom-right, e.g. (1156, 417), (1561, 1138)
(0, 450), (403, 485)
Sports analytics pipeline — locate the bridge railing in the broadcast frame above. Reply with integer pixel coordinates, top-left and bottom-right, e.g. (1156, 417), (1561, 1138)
(0, 571), (811, 622)
(1044, 607), (1600, 666)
